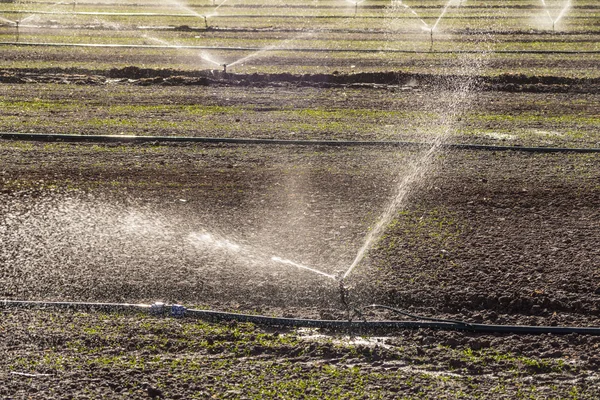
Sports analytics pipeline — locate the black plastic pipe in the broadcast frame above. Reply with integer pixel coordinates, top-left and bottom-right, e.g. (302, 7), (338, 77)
(1, 41), (599, 54)
(1, 132), (599, 154)
(2, 300), (600, 335)
(0, 11), (593, 20)
(186, 308), (600, 335)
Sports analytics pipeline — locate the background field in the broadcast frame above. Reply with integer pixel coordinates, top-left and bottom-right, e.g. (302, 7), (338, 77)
(1, 0), (600, 398)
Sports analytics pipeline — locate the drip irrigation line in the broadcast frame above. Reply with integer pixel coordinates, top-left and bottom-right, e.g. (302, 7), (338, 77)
(361, 304), (470, 326)
(0, 11), (593, 20)
(1, 24), (597, 36)
(2, 300), (600, 335)
(1, 41), (598, 54)
(1, 132), (599, 154)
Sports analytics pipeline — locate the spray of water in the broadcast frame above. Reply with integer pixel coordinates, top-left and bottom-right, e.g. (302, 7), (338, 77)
(165, 0), (205, 19)
(228, 31), (315, 68)
(540, 0), (571, 31)
(0, 16), (16, 25)
(397, 0), (462, 32)
(0, 192), (338, 301)
(342, 57), (488, 280)
(17, 0), (67, 24)
(392, 0), (462, 48)
(271, 257), (337, 280)
(212, 0), (231, 15)
(142, 34), (224, 68)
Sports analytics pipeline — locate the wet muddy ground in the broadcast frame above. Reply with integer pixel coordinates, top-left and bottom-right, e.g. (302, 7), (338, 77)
(1, 4), (599, 390)
(1, 137), (599, 398)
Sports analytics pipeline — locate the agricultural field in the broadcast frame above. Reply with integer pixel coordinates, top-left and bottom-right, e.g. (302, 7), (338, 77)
(1, 0), (600, 399)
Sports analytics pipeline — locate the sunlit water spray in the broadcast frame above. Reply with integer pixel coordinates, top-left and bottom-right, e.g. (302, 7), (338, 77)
(0, 16), (16, 25)
(271, 257), (337, 280)
(187, 232), (334, 279)
(345, 0), (367, 17)
(343, 56), (488, 281)
(0, 194), (337, 301)
(540, 0), (571, 31)
(227, 31), (315, 69)
(394, 0), (463, 48)
(142, 34), (224, 68)
(166, 0), (211, 27)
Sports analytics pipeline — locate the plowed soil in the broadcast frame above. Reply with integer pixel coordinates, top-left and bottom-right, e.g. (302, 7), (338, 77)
(1, 135), (599, 398)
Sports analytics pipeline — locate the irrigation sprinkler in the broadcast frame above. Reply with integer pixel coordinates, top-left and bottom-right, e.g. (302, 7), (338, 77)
(222, 63), (227, 73)
(540, 0), (571, 33)
(421, 27), (435, 50)
(203, 15), (208, 28)
(346, 0), (365, 17)
(429, 28), (433, 49)
(15, 20), (19, 42)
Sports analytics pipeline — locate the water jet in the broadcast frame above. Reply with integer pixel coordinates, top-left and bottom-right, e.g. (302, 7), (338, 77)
(540, 0), (571, 32)
(397, 0), (460, 50)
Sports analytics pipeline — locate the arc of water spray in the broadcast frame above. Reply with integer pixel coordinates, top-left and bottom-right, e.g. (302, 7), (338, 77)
(187, 232), (336, 280)
(540, 0), (571, 31)
(227, 31), (315, 69)
(0, 14), (19, 42)
(141, 34), (223, 69)
(398, 0), (462, 49)
(342, 75), (478, 281)
(346, 0), (367, 17)
(271, 257), (337, 280)
(0, 16), (16, 25)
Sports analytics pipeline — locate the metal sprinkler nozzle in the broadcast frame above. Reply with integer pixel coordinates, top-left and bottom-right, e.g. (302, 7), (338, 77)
(203, 15), (208, 28)
(15, 20), (19, 42)
(222, 64), (227, 73)
(339, 279), (349, 307)
(430, 28), (434, 49)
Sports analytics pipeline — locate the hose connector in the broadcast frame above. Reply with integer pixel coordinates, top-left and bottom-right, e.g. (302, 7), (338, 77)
(171, 304), (187, 318)
(150, 302), (165, 315)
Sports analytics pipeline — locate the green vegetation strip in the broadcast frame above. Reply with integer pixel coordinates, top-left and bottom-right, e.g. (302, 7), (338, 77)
(1, 41), (598, 54)
(2, 133), (599, 154)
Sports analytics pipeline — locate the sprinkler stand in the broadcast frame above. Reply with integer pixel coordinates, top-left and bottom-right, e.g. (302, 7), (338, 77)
(15, 20), (19, 42)
(429, 28), (433, 50)
(222, 64), (227, 73)
(204, 15), (208, 28)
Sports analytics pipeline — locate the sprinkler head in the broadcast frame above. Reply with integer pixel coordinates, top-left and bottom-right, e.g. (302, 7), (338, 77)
(222, 64), (227, 73)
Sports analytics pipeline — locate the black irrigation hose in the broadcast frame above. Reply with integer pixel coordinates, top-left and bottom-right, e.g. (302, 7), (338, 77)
(361, 304), (470, 326)
(1, 41), (599, 54)
(1, 132), (599, 154)
(0, 10), (593, 20)
(3, 300), (600, 335)
(0, 11), (594, 20)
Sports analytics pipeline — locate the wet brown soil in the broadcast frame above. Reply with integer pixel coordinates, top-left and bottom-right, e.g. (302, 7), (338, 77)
(2, 66), (600, 93)
(1, 139), (599, 397)
(1, 47), (599, 396)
